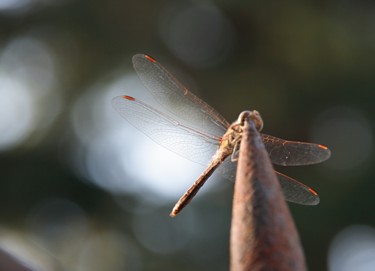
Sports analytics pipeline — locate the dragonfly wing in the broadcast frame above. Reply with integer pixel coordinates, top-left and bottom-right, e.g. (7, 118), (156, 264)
(262, 134), (331, 166)
(216, 159), (319, 205)
(216, 155), (236, 180)
(112, 95), (220, 166)
(275, 171), (320, 205)
(132, 54), (230, 137)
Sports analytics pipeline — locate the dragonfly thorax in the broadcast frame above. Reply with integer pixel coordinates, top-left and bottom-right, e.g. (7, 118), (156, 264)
(217, 110), (264, 160)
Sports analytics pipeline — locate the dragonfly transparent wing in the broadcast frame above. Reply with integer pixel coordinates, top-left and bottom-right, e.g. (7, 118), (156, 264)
(132, 54), (330, 167)
(218, 158), (319, 205)
(275, 171), (320, 205)
(132, 54), (230, 138)
(112, 95), (221, 166)
(262, 134), (331, 166)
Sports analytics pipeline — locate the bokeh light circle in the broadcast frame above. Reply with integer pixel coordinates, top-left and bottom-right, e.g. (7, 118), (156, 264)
(159, 2), (236, 68)
(310, 106), (373, 172)
(329, 225), (375, 271)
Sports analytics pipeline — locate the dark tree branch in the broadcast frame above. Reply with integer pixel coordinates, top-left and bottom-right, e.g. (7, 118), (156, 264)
(230, 115), (307, 271)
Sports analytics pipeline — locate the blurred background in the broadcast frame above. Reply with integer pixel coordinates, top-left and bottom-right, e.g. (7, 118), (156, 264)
(0, 0), (374, 270)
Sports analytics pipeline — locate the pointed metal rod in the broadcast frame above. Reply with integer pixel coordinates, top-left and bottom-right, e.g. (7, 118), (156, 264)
(230, 113), (307, 271)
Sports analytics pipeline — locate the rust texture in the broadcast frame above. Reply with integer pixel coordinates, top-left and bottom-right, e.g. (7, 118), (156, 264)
(230, 116), (307, 271)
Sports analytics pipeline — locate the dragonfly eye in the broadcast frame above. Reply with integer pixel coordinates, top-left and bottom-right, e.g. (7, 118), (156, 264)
(251, 110), (263, 131)
(237, 110), (263, 131)
(237, 111), (251, 124)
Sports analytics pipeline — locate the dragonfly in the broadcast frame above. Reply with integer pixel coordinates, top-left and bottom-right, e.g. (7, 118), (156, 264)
(112, 54), (331, 217)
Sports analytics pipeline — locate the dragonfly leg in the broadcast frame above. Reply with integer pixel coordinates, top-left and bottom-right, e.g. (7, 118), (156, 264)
(231, 141), (240, 162)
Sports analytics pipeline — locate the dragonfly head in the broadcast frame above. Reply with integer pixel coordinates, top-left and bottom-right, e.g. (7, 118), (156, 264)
(238, 110), (263, 132)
